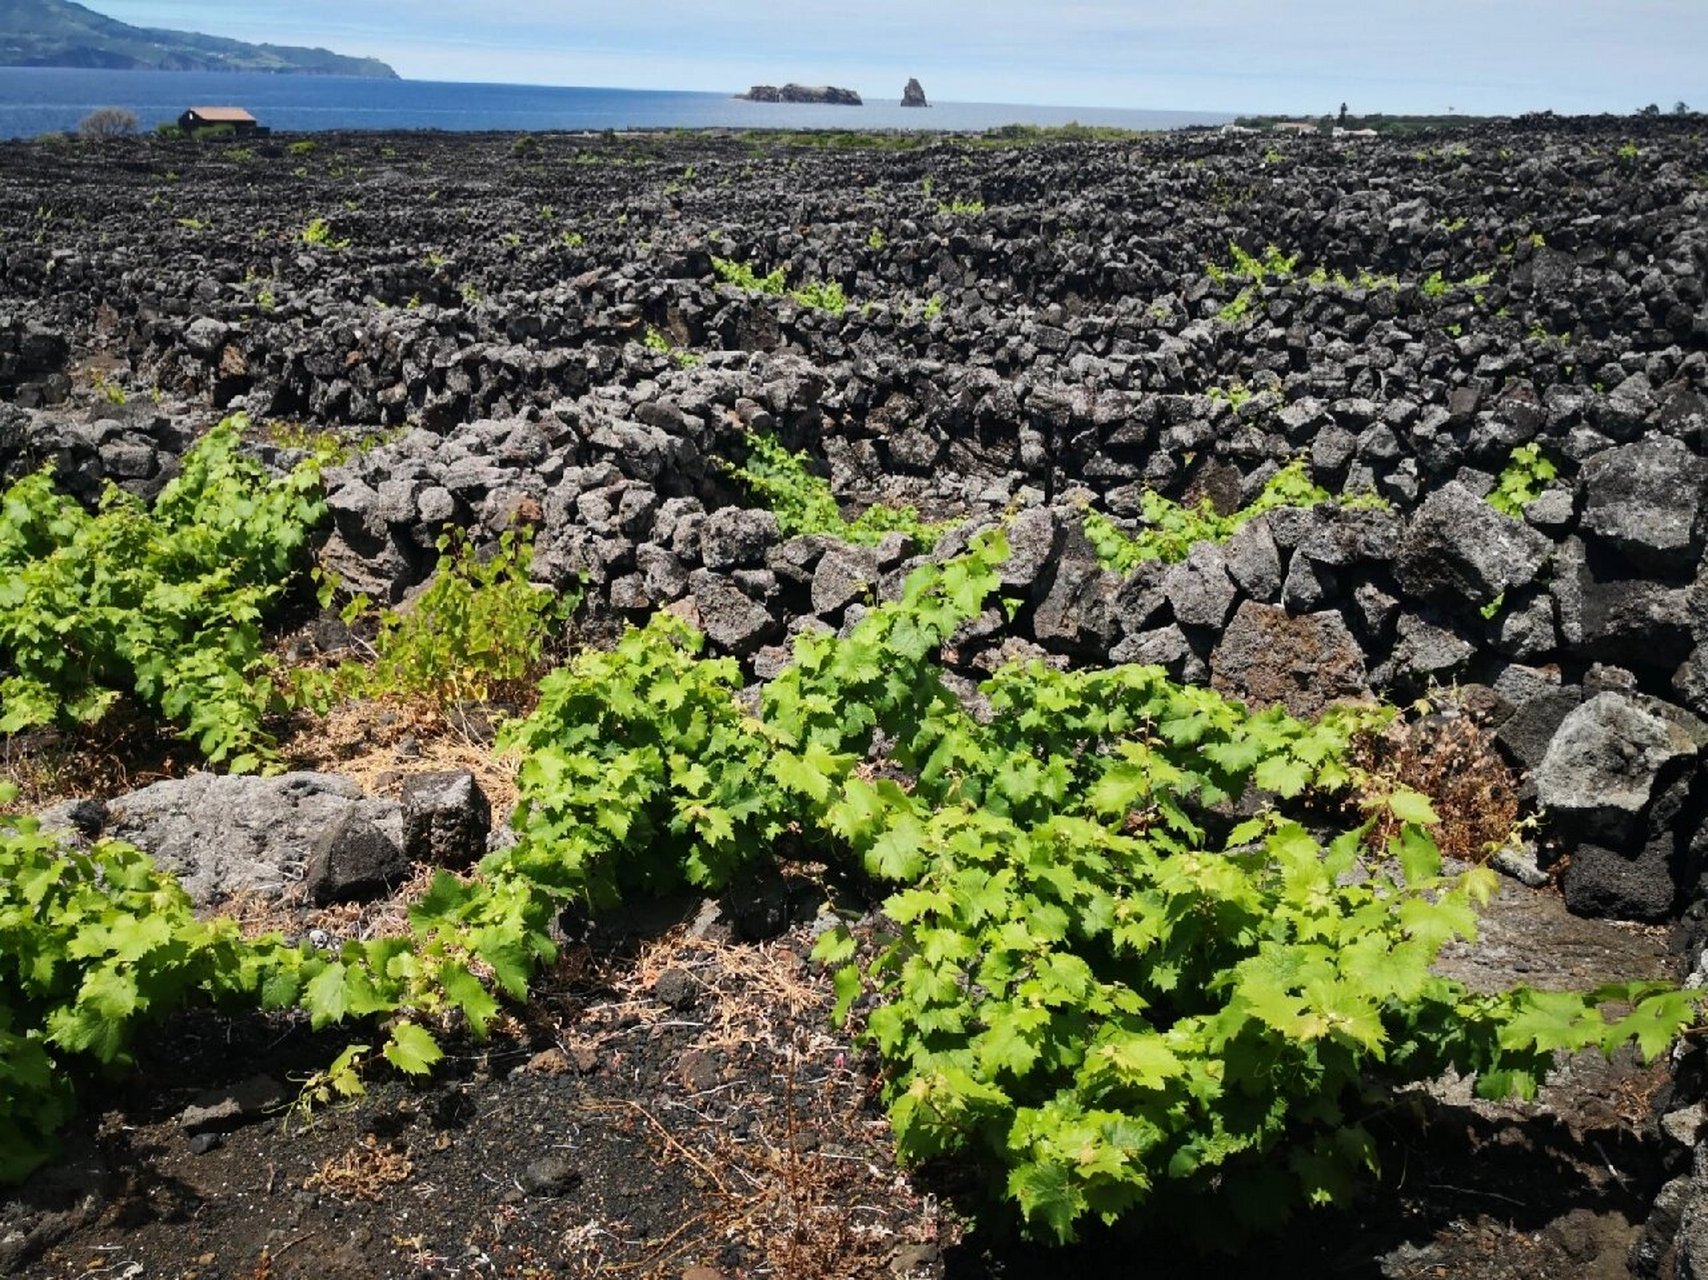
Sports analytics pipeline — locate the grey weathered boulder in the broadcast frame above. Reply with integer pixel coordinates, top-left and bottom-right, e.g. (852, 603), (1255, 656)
(1163, 541), (1238, 630)
(179, 1075), (287, 1136)
(1578, 438), (1708, 572)
(607, 572), (650, 611)
(99, 772), (402, 904)
(183, 316), (231, 357)
(1222, 519), (1281, 601)
(1032, 556), (1120, 654)
(765, 534), (831, 588)
(1521, 485), (1575, 531)
(1535, 692), (1708, 850)
(1294, 504), (1401, 567)
(1385, 611), (1474, 688)
(1113, 562), (1169, 637)
(402, 770), (491, 870)
(810, 543), (880, 617)
(1351, 581), (1399, 638)
(635, 543), (689, 602)
(1486, 590), (1558, 660)
(1210, 602), (1370, 719)
(684, 571), (779, 656)
(698, 506), (780, 570)
(1395, 482), (1551, 607)
(1110, 623), (1201, 681)
(1280, 553), (1334, 613)
(1678, 645), (1708, 718)
(1633, 1174), (1692, 1278)
(1495, 686), (1584, 773)
(1002, 508), (1061, 593)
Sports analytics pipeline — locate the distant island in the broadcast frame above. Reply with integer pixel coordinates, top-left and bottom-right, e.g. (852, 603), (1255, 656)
(0, 0), (399, 77)
(738, 84), (862, 106)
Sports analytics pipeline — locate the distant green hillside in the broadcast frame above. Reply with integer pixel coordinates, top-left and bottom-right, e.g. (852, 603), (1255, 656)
(0, 0), (398, 77)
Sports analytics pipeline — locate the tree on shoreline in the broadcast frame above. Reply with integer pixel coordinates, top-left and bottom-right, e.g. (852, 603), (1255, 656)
(78, 107), (137, 138)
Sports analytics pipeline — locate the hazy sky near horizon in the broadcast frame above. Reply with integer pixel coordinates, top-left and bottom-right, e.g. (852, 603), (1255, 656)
(89, 0), (1704, 115)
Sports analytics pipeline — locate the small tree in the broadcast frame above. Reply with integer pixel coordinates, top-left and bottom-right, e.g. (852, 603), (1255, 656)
(1675, 101), (1692, 115)
(79, 107), (138, 139)
(1639, 103), (1661, 117)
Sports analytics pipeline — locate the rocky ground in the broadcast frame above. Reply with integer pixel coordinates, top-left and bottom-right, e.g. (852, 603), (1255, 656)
(1, 116), (1707, 1277)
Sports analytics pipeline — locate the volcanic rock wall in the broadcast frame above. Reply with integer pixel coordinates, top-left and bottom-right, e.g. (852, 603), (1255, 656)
(1, 120), (1704, 926)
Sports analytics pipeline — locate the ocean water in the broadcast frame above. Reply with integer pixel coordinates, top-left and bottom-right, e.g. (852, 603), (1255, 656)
(0, 67), (1230, 140)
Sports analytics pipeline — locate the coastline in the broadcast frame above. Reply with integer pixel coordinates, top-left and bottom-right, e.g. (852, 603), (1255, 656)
(0, 66), (1233, 139)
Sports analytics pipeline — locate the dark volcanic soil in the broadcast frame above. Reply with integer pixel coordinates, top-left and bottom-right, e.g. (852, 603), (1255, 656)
(3, 118), (1708, 1278)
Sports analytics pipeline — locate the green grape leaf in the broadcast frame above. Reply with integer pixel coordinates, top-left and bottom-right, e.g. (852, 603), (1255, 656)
(1252, 755), (1312, 798)
(1391, 824), (1442, 886)
(1609, 990), (1701, 1060)
(1498, 989), (1600, 1055)
(439, 963), (500, 1033)
(383, 1022), (444, 1076)
(830, 964), (863, 1026)
(304, 962), (351, 1028)
(1007, 1159), (1085, 1244)
(1385, 789), (1440, 826)
(810, 926), (858, 967)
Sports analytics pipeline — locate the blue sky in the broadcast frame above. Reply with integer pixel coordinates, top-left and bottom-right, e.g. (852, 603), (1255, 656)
(91, 1), (1705, 115)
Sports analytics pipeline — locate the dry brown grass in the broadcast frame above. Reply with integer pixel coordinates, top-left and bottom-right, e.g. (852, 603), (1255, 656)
(0, 714), (188, 815)
(304, 1133), (414, 1202)
(1354, 696), (1521, 863)
(723, 1049), (922, 1280)
(277, 695), (522, 820)
(543, 925), (951, 1278)
(217, 860), (450, 945)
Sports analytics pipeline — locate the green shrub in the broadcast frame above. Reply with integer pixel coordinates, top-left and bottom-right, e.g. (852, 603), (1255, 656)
(496, 530), (1704, 1243)
(301, 217), (349, 250)
(0, 774), (555, 1181)
(0, 415), (325, 769)
(500, 614), (787, 905)
(0, 799), (289, 1180)
(1082, 459), (1386, 570)
(298, 528), (566, 716)
(730, 434), (949, 550)
(1217, 286), (1255, 323)
(1206, 242), (1301, 286)
(0, 532), (1696, 1236)
(1487, 443), (1559, 518)
(641, 324), (700, 367)
(790, 279), (848, 315)
(711, 255), (787, 295)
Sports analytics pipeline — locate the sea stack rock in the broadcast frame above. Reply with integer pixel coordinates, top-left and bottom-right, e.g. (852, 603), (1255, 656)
(902, 78), (928, 108)
(781, 84), (861, 106)
(739, 84), (863, 106)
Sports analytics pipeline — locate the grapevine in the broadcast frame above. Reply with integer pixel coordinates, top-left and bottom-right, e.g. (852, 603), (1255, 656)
(0, 526), (1696, 1248)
